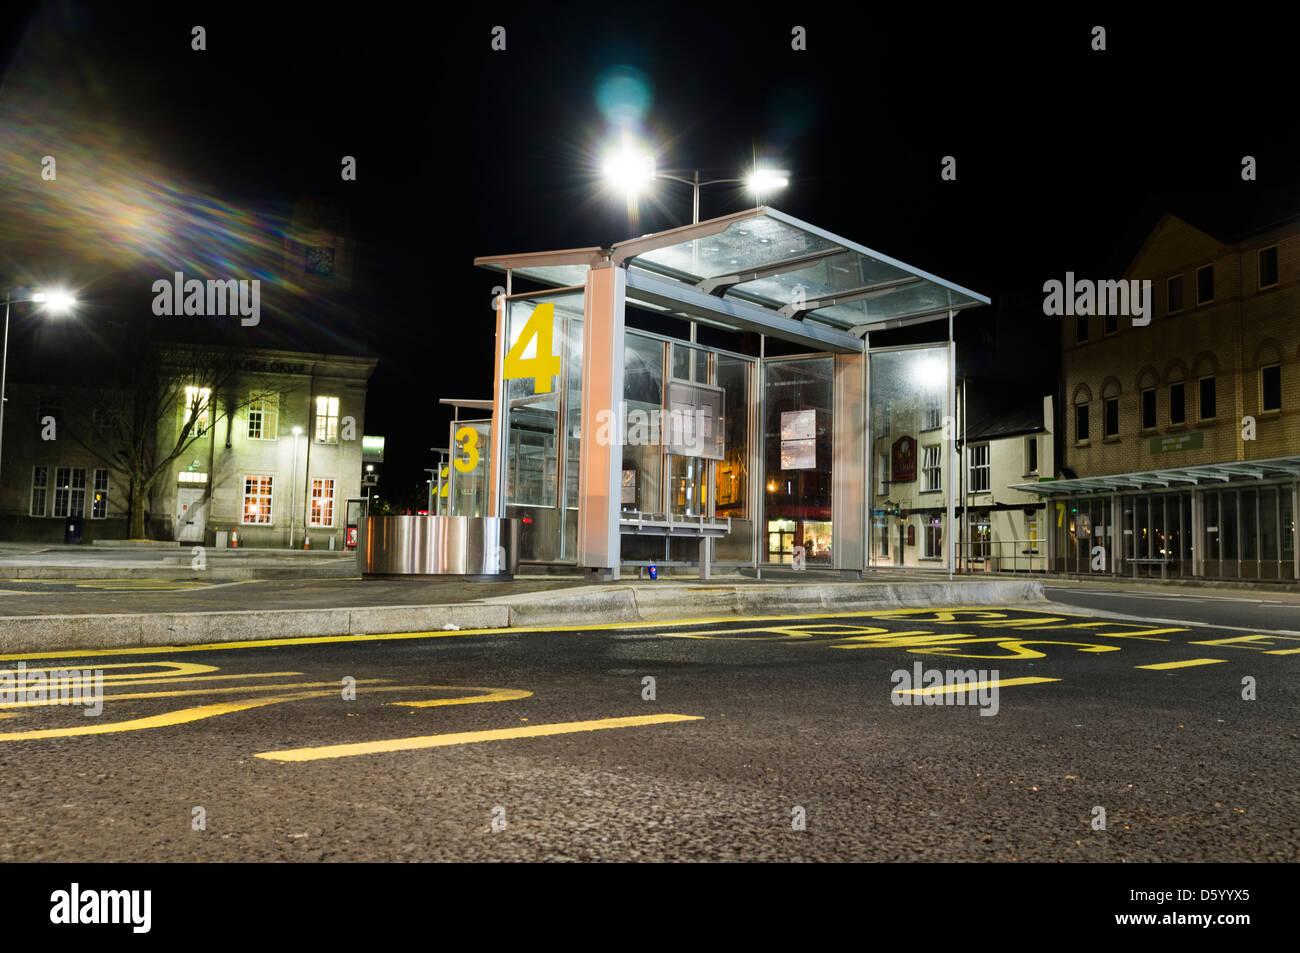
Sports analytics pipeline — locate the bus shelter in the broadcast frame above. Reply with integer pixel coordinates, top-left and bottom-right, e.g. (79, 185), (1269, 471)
(471, 207), (989, 578)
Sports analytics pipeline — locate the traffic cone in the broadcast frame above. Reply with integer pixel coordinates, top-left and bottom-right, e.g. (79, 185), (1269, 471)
(230, 529), (239, 548)
(303, 531), (311, 550)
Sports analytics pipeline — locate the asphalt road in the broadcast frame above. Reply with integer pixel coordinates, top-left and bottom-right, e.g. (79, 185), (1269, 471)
(0, 601), (1295, 862)
(1046, 585), (1300, 632)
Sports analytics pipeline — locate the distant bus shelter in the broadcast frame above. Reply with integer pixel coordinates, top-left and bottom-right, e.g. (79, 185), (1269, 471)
(470, 207), (989, 578)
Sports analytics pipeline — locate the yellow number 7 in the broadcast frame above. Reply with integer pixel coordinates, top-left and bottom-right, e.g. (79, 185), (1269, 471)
(503, 302), (562, 393)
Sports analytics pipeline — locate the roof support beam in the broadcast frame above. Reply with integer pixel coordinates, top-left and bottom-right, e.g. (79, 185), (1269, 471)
(696, 247), (845, 296)
(779, 276), (923, 319)
(625, 267), (863, 354)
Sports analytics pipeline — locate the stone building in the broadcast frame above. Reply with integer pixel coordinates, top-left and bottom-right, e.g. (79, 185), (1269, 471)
(1023, 212), (1300, 580)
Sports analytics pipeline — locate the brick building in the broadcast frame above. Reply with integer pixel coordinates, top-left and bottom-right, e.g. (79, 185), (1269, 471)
(1020, 212), (1300, 580)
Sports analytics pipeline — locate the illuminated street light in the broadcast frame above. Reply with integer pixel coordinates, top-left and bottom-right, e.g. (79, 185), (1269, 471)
(602, 137), (792, 224)
(0, 287), (81, 486)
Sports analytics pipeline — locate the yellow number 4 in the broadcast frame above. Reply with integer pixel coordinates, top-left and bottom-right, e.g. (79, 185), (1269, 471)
(503, 301), (562, 393)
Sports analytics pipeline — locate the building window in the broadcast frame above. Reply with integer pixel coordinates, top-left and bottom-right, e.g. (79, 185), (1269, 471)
(1075, 403), (1090, 443)
(1103, 311), (1118, 335)
(922, 445), (942, 492)
(1196, 264), (1214, 306)
(310, 478), (336, 527)
(1259, 245), (1279, 290)
(1074, 314), (1089, 344)
(1141, 388), (1156, 430)
(92, 406), (113, 430)
(1025, 436), (1038, 475)
(30, 466), (48, 517)
(968, 444), (990, 493)
(91, 469), (109, 519)
(184, 386), (212, 436)
(1169, 382), (1186, 425)
(924, 520), (943, 559)
(1167, 275), (1183, 313)
(1261, 364), (1282, 412)
(247, 392), (279, 440)
(1199, 376), (1216, 420)
(922, 403), (942, 432)
(314, 396), (340, 443)
(877, 453), (889, 496)
(53, 467), (86, 518)
(1104, 396), (1120, 437)
(37, 397), (62, 433)
(242, 475), (274, 524)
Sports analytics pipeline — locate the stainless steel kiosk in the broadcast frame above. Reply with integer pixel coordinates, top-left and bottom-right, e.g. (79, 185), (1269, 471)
(360, 514), (519, 579)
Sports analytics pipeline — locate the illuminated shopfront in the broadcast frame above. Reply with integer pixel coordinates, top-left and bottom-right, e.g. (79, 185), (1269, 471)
(469, 207), (988, 577)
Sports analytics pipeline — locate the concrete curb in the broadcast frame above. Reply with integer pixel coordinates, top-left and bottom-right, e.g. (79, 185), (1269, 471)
(0, 579), (1043, 654)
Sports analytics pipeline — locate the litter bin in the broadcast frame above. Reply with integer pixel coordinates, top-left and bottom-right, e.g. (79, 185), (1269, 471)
(64, 515), (84, 544)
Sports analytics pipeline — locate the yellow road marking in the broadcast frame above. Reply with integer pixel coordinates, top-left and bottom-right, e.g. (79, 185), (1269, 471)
(389, 687), (532, 707)
(0, 691), (334, 740)
(4, 661), (218, 679)
(0, 606), (1082, 662)
(898, 676), (1059, 695)
(254, 713), (704, 762)
(1191, 634), (1300, 655)
(1135, 658), (1228, 670)
(0, 679), (389, 709)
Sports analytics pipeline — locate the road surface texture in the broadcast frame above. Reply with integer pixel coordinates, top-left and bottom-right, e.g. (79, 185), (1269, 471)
(0, 599), (1294, 861)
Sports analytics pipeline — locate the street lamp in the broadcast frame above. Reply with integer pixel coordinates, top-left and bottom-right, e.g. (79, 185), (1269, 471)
(602, 140), (790, 224)
(0, 287), (78, 486)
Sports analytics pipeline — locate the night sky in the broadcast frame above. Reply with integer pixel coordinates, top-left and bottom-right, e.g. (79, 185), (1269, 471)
(2, 2), (1297, 505)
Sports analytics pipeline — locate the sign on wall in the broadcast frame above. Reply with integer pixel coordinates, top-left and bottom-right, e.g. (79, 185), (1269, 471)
(1150, 431), (1204, 454)
(891, 436), (917, 483)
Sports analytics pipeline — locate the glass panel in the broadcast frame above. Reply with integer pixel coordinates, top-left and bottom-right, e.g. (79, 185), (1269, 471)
(448, 419), (491, 517)
(764, 357), (834, 565)
(1221, 490), (1239, 565)
(1151, 494), (1166, 567)
(563, 313), (583, 560)
(621, 333), (665, 517)
(1241, 489), (1258, 560)
(1136, 497), (1149, 561)
(868, 345), (949, 568)
(668, 455), (706, 517)
(1282, 488), (1295, 565)
(714, 354), (754, 563)
(1260, 487), (1278, 561)
(631, 217), (840, 280)
(502, 291), (584, 562)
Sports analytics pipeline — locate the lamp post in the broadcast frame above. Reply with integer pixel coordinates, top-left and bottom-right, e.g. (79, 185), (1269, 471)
(288, 426), (303, 548)
(0, 288), (77, 487)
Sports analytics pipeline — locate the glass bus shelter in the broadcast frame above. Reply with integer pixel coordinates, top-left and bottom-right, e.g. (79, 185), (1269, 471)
(470, 207), (989, 578)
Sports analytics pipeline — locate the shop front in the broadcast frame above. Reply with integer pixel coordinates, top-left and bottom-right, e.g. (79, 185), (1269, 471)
(1016, 458), (1300, 580)
(470, 207), (988, 577)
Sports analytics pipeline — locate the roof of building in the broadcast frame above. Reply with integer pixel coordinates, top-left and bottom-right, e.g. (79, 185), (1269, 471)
(965, 405), (1046, 442)
(1010, 456), (1300, 496)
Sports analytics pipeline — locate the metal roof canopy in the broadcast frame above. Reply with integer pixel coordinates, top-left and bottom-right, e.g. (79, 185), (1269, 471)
(1010, 455), (1300, 496)
(474, 207), (990, 354)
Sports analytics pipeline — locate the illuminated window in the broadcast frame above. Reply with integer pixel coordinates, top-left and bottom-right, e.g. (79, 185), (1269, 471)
(184, 386), (212, 435)
(310, 478), (336, 526)
(247, 392), (279, 440)
(924, 520), (943, 559)
(314, 396), (340, 443)
(242, 475), (273, 524)
(91, 469), (109, 519)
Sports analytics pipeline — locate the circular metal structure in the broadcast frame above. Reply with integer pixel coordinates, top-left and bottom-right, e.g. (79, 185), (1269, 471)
(360, 515), (518, 579)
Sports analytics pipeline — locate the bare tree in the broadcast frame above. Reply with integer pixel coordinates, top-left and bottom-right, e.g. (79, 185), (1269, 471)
(63, 343), (283, 539)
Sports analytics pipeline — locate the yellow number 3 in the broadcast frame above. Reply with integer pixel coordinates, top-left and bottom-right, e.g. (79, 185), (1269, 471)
(454, 427), (479, 473)
(502, 301), (562, 393)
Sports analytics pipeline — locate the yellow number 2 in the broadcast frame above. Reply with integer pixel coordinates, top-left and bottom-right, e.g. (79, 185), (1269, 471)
(454, 427), (480, 473)
(502, 301), (562, 394)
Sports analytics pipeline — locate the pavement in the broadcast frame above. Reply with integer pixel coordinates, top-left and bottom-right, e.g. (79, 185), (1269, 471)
(0, 599), (1293, 862)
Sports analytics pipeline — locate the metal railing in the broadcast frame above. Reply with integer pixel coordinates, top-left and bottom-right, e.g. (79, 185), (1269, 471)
(957, 538), (1046, 574)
